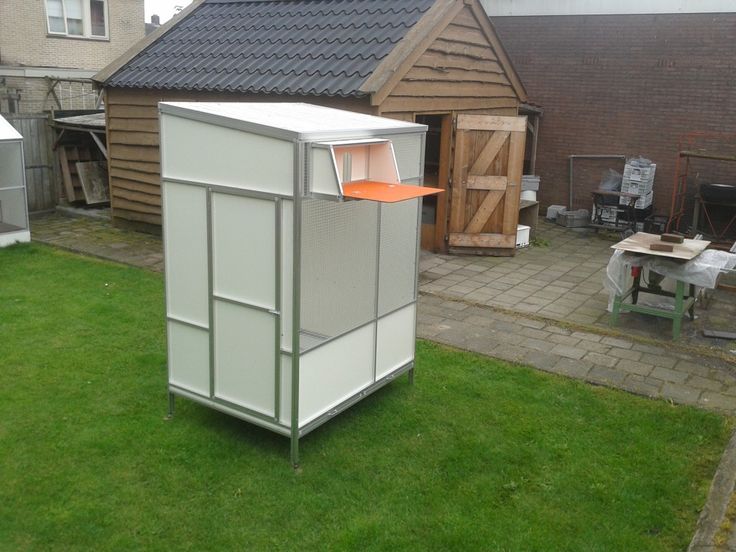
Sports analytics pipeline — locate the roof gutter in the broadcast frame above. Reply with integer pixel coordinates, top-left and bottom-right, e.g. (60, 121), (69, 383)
(92, 0), (206, 85)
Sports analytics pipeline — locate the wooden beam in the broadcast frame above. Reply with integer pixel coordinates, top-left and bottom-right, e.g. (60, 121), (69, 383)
(464, 190), (504, 233)
(416, 52), (503, 73)
(108, 118), (160, 132)
(108, 104), (159, 119)
(404, 66), (510, 85)
(391, 81), (515, 98)
(439, 23), (489, 47)
(468, 1), (528, 102)
(449, 127), (468, 233)
(365, 0), (465, 106)
(448, 233), (516, 248)
(467, 175), (508, 190)
(380, 96), (518, 114)
(110, 144), (160, 163)
(502, 128), (526, 235)
(457, 114), (526, 132)
(469, 131), (509, 175)
(434, 114), (453, 253)
(109, 158), (160, 174)
(110, 167), (162, 186)
(109, 130), (160, 146)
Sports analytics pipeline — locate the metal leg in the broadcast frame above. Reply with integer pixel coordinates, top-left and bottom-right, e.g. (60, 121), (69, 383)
(290, 434), (300, 469)
(672, 280), (685, 340)
(632, 273), (641, 305)
(167, 392), (175, 419)
(408, 367), (415, 385)
(688, 284), (696, 320)
(610, 295), (622, 327)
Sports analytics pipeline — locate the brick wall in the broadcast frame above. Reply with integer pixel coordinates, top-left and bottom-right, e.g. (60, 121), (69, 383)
(492, 13), (736, 219)
(0, 0), (144, 70)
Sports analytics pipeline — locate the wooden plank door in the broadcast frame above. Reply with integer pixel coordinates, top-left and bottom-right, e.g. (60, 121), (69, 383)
(448, 114), (527, 254)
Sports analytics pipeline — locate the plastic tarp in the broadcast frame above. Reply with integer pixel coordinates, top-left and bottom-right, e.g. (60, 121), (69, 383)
(604, 249), (736, 309)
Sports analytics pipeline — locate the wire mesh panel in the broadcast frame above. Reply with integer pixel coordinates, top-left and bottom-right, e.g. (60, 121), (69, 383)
(300, 198), (378, 348)
(378, 199), (419, 316)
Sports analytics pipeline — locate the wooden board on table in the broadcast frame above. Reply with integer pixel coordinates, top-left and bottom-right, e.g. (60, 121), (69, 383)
(612, 232), (710, 260)
(76, 161), (109, 204)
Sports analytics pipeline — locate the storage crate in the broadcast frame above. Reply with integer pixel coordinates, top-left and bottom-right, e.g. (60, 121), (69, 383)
(557, 209), (590, 228)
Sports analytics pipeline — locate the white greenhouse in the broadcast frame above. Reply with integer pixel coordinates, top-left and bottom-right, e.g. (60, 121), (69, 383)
(159, 102), (441, 465)
(0, 115), (29, 248)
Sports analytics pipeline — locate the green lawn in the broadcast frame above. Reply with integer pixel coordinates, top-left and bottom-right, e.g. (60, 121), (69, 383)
(0, 243), (731, 551)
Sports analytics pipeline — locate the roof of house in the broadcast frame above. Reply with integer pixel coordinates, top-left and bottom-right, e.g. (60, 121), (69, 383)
(104, 0), (436, 97)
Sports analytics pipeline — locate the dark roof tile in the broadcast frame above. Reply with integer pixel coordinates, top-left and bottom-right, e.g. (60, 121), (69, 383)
(107, 0), (436, 96)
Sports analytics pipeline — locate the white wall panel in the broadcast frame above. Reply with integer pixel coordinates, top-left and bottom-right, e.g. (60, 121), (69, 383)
(383, 133), (422, 181)
(162, 181), (208, 326)
(280, 200), (293, 349)
(279, 354), (292, 427)
(376, 304), (416, 380)
(0, 142), (24, 189)
(310, 147), (341, 196)
(168, 321), (210, 396)
(379, 200), (419, 316)
(212, 193), (275, 308)
(214, 301), (276, 416)
(0, 188), (28, 228)
(160, 114), (293, 195)
(299, 324), (375, 426)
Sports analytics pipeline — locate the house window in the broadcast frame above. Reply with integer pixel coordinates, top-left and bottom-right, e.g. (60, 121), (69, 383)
(45, 0), (108, 39)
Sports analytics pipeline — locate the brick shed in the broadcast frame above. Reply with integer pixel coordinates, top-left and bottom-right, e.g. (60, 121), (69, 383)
(488, 3), (736, 220)
(94, 0), (531, 253)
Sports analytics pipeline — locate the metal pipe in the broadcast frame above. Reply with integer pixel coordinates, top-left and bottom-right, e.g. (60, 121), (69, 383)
(568, 154), (625, 209)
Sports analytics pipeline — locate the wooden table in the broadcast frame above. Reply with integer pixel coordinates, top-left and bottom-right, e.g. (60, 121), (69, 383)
(609, 233), (711, 339)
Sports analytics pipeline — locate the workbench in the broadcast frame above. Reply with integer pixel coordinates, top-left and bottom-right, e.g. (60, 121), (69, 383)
(608, 233), (710, 340)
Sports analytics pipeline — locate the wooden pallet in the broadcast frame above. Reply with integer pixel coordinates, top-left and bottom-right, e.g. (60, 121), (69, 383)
(59, 145), (95, 203)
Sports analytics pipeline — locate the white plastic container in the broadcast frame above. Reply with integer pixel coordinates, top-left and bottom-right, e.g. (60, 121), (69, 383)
(520, 190), (537, 202)
(516, 224), (530, 247)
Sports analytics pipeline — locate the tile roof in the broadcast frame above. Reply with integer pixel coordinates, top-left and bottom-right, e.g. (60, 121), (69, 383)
(106, 0), (437, 97)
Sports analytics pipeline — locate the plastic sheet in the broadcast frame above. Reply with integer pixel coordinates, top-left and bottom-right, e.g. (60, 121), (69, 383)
(603, 249), (736, 310)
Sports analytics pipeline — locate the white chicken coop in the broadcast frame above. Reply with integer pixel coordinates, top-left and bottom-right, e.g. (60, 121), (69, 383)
(0, 115), (30, 248)
(159, 102), (440, 465)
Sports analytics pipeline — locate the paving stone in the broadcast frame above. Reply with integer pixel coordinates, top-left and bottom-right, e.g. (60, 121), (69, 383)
(674, 360), (714, 379)
(519, 327), (550, 340)
(550, 344), (586, 360)
(640, 353), (678, 369)
(516, 317), (546, 330)
(552, 357), (593, 379)
(608, 348), (642, 362)
(632, 343), (667, 355)
(548, 334), (580, 347)
(519, 337), (553, 352)
(522, 350), (562, 372)
(661, 383), (701, 405)
(489, 343), (528, 363)
(620, 374), (662, 397)
(570, 331), (602, 342)
(650, 366), (689, 384)
(616, 359), (654, 377)
(587, 365), (626, 386)
(576, 340), (611, 354)
(687, 376), (724, 392)
(545, 326), (572, 336)
(699, 392), (736, 412)
(583, 352), (619, 368)
(600, 336), (633, 349)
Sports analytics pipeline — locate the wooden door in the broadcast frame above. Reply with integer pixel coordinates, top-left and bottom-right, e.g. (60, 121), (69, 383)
(448, 114), (527, 255)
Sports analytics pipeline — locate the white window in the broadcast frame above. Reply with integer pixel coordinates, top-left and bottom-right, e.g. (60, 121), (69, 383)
(45, 0), (108, 39)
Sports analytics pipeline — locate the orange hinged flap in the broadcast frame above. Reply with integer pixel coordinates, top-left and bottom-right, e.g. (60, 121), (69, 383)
(342, 181), (444, 203)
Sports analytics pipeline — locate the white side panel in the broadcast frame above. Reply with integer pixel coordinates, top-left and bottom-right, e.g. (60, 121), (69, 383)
(0, 142), (24, 188)
(214, 301), (276, 416)
(0, 187), (28, 228)
(0, 230), (30, 247)
(311, 147), (340, 196)
(279, 354), (292, 427)
(212, 193), (275, 309)
(298, 324), (375, 426)
(368, 143), (401, 183)
(378, 199), (419, 316)
(163, 181), (209, 326)
(376, 304), (416, 380)
(168, 321), (210, 396)
(281, 200), (293, 349)
(333, 145), (370, 182)
(160, 114), (293, 195)
(385, 133), (422, 181)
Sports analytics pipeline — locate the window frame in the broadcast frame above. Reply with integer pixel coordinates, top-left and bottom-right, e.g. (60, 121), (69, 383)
(45, 0), (109, 40)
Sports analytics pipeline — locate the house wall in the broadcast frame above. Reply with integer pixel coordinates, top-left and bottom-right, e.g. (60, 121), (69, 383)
(492, 13), (736, 216)
(0, 0), (144, 70)
(104, 88), (376, 229)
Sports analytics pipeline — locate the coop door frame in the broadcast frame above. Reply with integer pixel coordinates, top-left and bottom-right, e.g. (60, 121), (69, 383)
(448, 114), (527, 252)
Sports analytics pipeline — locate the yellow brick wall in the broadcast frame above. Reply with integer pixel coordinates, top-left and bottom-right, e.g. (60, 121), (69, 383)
(0, 0), (145, 70)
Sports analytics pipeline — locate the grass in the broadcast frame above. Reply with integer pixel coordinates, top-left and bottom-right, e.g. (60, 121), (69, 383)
(0, 243), (732, 551)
